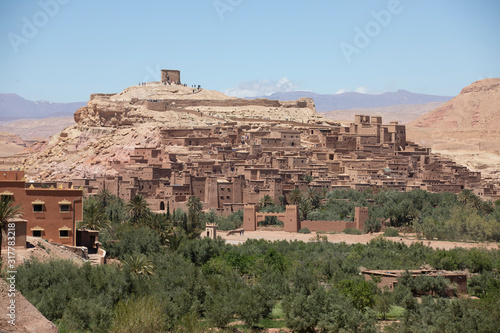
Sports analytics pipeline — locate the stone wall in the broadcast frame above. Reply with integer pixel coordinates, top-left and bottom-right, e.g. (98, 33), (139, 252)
(147, 98), (282, 110)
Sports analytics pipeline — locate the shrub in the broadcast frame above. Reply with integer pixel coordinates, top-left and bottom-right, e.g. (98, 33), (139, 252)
(111, 296), (168, 333)
(298, 227), (311, 234)
(344, 228), (363, 235)
(384, 228), (400, 237)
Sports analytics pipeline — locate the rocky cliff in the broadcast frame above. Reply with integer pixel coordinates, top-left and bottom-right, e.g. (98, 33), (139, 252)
(407, 79), (500, 180)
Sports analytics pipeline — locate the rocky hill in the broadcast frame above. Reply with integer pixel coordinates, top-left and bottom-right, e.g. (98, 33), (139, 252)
(407, 79), (500, 180)
(17, 82), (335, 180)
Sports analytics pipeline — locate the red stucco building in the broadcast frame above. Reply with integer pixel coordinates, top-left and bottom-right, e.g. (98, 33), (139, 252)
(1, 170), (83, 246)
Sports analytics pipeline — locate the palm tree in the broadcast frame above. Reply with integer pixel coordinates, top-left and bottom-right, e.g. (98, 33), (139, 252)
(302, 174), (314, 184)
(97, 189), (113, 208)
(127, 195), (151, 225)
(458, 189), (483, 212)
(0, 199), (22, 256)
(320, 187), (330, 199)
(81, 197), (109, 230)
(259, 195), (274, 210)
(289, 188), (302, 206)
(305, 188), (320, 209)
(122, 253), (155, 276)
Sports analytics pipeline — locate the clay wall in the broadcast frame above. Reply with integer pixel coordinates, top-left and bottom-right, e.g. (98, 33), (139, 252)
(161, 70), (181, 83)
(90, 93), (115, 101)
(301, 220), (357, 232)
(148, 98), (286, 111)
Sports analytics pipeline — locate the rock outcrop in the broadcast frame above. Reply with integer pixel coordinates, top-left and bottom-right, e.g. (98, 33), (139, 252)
(18, 82), (334, 180)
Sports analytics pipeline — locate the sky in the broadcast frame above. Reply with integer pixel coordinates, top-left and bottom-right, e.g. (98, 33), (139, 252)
(0, 0), (499, 103)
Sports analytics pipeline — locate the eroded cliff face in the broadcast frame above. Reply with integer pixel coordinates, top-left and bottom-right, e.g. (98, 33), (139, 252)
(410, 78), (500, 130)
(407, 78), (500, 180)
(20, 83), (332, 180)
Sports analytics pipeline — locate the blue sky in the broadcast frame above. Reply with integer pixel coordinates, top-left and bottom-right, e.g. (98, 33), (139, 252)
(0, 0), (499, 102)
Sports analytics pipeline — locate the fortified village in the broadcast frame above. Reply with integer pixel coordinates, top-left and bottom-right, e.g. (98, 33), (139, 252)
(2, 70), (500, 246)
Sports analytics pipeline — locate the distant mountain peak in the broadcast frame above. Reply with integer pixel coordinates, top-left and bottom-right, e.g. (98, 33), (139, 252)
(0, 93), (85, 121)
(249, 89), (453, 111)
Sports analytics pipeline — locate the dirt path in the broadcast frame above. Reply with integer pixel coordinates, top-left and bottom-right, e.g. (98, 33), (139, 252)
(220, 231), (499, 250)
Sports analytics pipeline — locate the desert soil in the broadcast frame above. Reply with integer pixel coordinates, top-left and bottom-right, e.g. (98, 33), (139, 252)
(220, 230), (499, 250)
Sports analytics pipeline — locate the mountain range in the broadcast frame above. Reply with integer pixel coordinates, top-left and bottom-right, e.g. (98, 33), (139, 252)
(0, 93), (85, 121)
(250, 89), (453, 111)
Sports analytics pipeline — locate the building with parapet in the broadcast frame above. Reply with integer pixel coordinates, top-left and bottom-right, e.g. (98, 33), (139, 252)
(1, 170), (83, 246)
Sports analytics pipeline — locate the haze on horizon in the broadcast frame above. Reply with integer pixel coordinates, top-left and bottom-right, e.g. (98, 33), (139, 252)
(0, 0), (499, 103)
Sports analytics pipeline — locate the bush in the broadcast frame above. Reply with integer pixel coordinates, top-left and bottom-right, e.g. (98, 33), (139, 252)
(111, 296), (168, 333)
(344, 228), (363, 235)
(298, 227), (311, 234)
(384, 228), (400, 237)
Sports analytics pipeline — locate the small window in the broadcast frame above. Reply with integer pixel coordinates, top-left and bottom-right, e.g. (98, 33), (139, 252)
(60, 204), (70, 212)
(1, 193), (13, 202)
(33, 204), (43, 213)
(59, 230), (70, 238)
(32, 230), (42, 237)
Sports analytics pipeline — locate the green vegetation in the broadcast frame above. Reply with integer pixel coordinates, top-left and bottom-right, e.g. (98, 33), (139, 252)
(0, 198), (22, 256)
(300, 188), (500, 242)
(344, 228), (363, 235)
(383, 227), (400, 237)
(8, 189), (500, 332)
(298, 227), (311, 234)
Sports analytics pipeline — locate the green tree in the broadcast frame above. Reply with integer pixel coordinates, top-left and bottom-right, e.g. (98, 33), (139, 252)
(289, 188), (302, 205)
(337, 279), (377, 311)
(121, 253), (155, 276)
(126, 195), (151, 225)
(185, 196), (203, 239)
(81, 196), (109, 230)
(302, 174), (314, 184)
(376, 288), (393, 320)
(0, 199), (22, 256)
(259, 195), (275, 210)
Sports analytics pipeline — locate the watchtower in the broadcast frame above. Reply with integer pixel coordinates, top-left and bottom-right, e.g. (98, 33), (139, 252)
(205, 223), (217, 240)
(161, 69), (181, 83)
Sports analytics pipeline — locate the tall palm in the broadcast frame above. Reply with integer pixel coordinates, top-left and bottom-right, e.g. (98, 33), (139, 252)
(305, 188), (320, 209)
(0, 199), (22, 256)
(97, 189), (113, 208)
(320, 187), (330, 199)
(127, 195), (151, 225)
(81, 197), (109, 230)
(289, 188), (302, 206)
